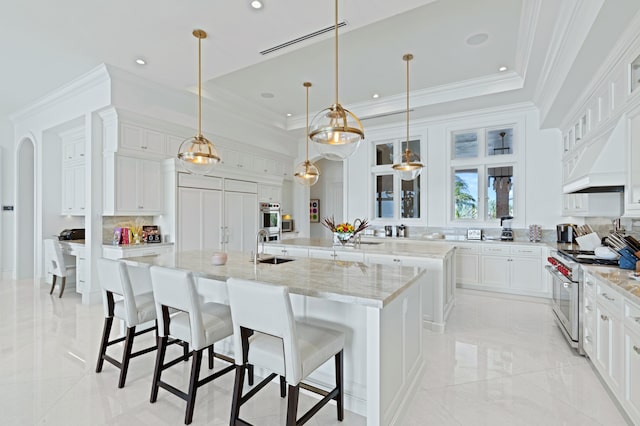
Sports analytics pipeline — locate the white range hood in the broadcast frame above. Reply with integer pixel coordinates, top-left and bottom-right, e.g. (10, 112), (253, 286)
(563, 116), (626, 194)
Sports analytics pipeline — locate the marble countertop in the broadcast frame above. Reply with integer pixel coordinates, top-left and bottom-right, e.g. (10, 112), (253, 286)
(582, 264), (640, 306)
(126, 250), (425, 309)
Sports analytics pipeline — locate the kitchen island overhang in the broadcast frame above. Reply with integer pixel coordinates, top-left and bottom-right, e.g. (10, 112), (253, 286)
(126, 250), (427, 425)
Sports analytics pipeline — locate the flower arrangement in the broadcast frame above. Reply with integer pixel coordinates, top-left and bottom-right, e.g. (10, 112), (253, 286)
(321, 216), (369, 245)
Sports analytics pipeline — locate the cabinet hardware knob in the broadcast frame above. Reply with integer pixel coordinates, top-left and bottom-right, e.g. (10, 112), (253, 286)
(635, 317), (640, 324)
(600, 314), (609, 321)
(585, 336), (592, 343)
(634, 346), (640, 355)
(585, 305), (592, 311)
(138, 206), (143, 209)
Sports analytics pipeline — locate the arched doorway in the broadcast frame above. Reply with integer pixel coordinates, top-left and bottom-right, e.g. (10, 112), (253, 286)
(15, 137), (35, 279)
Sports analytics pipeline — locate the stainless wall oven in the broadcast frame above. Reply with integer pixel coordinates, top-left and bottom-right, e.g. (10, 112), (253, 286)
(259, 202), (281, 240)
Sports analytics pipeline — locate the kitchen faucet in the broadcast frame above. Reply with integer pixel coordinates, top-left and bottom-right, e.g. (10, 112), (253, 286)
(255, 229), (269, 265)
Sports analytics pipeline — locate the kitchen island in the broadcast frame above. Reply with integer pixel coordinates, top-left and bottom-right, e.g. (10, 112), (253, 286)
(127, 250), (426, 425)
(264, 237), (457, 331)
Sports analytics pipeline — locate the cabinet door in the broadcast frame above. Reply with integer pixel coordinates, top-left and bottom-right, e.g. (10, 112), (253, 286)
(596, 303), (623, 394)
(62, 167), (75, 214)
(115, 156), (139, 211)
(224, 191), (258, 253)
(308, 248), (337, 260)
(628, 113), (640, 215)
(510, 257), (542, 292)
(456, 253), (479, 284)
(178, 187), (223, 252)
(625, 327), (640, 423)
(120, 124), (144, 151)
(73, 165), (85, 213)
(481, 255), (510, 288)
(334, 251), (365, 262)
(138, 159), (163, 212)
(365, 253), (397, 266)
(282, 246), (308, 257)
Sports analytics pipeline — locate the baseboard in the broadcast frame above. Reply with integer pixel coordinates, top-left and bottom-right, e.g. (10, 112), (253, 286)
(456, 286), (552, 304)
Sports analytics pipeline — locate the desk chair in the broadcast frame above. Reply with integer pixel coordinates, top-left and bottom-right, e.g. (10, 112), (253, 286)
(227, 278), (345, 426)
(44, 239), (75, 298)
(149, 266), (236, 425)
(95, 258), (158, 388)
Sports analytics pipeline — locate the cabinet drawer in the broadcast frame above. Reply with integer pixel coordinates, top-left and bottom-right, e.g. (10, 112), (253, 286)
(510, 246), (542, 257)
(456, 244), (479, 254)
(308, 249), (336, 260)
(583, 272), (597, 294)
(597, 283), (624, 313)
(482, 245), (510, 255)
(626, 300), (640, 334)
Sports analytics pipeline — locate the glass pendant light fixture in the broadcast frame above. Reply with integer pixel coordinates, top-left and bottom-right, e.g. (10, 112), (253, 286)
(294, 82), (320, 186)
(308, 0), (364, 161)
(177, 29), (221, 175)
(392, 53), (424, 181)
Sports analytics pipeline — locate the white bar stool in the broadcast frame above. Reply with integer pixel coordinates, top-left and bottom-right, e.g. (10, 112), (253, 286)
(44, 239), (75, 298)
(95, 258), (158, 388)
(227, 278), (345, 426)
(149, 266), (236, 425)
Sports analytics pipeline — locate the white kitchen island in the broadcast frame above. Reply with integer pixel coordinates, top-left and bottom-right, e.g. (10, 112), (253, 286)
(127, 250), (427, 425)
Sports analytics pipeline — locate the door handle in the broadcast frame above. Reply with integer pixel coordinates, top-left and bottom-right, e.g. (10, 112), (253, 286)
(600, 314), (609, 321)
(601, 293), (615, 302)
(634, 346), (640, 355)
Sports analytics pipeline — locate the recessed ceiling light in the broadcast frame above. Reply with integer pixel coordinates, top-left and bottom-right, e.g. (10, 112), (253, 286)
(286, 113), (292, 117)
(466, 33), (489, 46)
(372, 93), (380, 99)
(260, 92), (275, 99)
(250, 0), (263, 9)
(135, 58), (146, 65)
(499, 66), (507, 72)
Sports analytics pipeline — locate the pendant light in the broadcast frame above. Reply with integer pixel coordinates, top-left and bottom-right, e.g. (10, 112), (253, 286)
(392, 53), (424, 181)
(294, 82), (320, 186)
(177, 29), (221, 175)
(309, 0), (364, 161)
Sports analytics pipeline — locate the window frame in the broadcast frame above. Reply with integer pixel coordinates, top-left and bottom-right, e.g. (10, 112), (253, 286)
(447, 123), (522, 226)
(370, 136), (426, 224)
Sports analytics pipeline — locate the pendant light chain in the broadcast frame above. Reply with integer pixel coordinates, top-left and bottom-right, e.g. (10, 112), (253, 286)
(197, 33), (202, 138)
(334, 0), (339, 105)
(305, 82), (311, 164)
(406, 53), (410, 158)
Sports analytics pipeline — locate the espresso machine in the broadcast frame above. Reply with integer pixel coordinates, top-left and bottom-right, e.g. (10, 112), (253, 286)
(500, 216), (514, 241)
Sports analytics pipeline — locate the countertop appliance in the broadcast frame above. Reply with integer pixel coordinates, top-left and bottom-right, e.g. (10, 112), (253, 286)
(281, 219), (294, 233)
(58, 228), (85, 241)
(259, 202), (281, 241)
(556, 223), (577, 243)
(396, 224), (406, 238)
(500, 216), (514, 241)
(546, 248), (618, 355)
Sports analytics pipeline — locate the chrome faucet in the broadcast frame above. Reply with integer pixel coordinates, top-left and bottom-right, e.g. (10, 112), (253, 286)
(255, 229), (269, 265)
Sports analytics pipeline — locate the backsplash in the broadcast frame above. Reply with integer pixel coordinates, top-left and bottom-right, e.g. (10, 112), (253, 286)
(102, 216), (156, 244)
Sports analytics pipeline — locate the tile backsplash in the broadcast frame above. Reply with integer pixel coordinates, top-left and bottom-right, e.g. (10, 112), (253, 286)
(102, 216), (156, 244)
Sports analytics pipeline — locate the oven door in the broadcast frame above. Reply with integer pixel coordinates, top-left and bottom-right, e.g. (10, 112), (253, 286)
(547, 265), (579, 343)
(261, 210), (280, 233)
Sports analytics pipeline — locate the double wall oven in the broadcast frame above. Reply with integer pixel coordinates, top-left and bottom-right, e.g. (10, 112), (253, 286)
(259, 202), (281, 241)
(546, 249), (617, 355)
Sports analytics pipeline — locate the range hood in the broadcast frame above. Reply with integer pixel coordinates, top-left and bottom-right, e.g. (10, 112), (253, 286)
(563, 116), (626, 194)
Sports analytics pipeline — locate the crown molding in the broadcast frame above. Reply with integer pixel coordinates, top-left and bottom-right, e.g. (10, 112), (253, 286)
(534, 0), (605, 123)
(9, 64), (111, 124)
(286, 72), (524, 131)
(515, 0), (543, 80)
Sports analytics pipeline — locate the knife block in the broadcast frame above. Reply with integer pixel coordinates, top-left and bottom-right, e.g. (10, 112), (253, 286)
(618, 247), (639, 270)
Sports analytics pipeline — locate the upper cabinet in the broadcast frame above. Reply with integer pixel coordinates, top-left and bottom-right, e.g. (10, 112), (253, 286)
(103, 153), (163, 215)
(60, 127), (86, 215)
(119, 123), (165, 155)
(626, 109), (640, 216)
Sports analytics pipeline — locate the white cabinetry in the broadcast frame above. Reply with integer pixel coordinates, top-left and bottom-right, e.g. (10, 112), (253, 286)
(258, 184), (282, 202)
(626, 110), (640, 216)
(466, 244), (545, 297)
(224, 190), (258, 253)
(455, 244), (479, 285)
(624, 299), (640, 423)
(263, 245), (309, 258)
(103, 154), (163, 215)
(563, 193), (623, 217)
(102, 244), (174, 260)
(595, 282), (624, 395)
(119, 123), (165, 155)
(309, 248), (365, 262)
(178, 186), (223, 252)
(60, 128), (86, 215)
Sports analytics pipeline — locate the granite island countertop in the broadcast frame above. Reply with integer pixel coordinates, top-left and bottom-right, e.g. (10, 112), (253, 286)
(125, 250), (425, 309)
(582, 264), (640, 305)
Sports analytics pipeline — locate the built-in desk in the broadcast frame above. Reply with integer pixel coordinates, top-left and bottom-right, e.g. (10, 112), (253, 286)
(45, 240), (86, 294)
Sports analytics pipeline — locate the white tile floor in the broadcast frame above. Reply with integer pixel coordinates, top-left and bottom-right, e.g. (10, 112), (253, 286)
(0, 279), (629, 425)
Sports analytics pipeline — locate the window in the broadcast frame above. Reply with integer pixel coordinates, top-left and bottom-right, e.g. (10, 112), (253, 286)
(372, 138), (424, 221)
(450, 125), (516, 222)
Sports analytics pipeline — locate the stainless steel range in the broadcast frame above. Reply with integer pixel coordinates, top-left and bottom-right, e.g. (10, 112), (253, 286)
(546, 249), (618, 355)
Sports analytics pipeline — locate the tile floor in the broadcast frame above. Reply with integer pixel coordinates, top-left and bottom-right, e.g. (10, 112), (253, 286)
(0, 279), (629, 425)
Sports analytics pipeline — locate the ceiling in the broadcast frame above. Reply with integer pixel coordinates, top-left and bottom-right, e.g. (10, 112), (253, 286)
(2, 0), (639, 134)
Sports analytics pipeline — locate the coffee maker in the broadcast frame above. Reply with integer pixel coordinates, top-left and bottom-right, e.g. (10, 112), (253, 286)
(500, 216), (514, 241)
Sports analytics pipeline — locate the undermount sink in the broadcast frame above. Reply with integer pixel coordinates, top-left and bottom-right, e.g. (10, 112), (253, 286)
(257, 256), (295, 265)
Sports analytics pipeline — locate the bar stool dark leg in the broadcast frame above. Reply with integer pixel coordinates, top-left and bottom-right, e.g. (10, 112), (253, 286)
(183, 342), (190, 361)
(49, 275), (57, 295)
(118, 326), (136, 388)
(150, 336), (168, 403)
(95, 316), (114, 373)
(247, 364), (254, 386)
(335, 350), (344, 421)
(59, 276), (66, 298)
(208, 345), (214, 369)
(230, 365), (245, 424)
(286, 384), (299, 426)
(185, 349), (203, 425)
(280, 376), (286, 398)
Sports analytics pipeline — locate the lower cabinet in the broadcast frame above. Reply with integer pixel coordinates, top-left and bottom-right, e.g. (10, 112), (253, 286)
(263, 245), (309, 258)
(308, 248), (364, 262)
(455, 244), (479, 285)
(102, 244), (174, 260)
(582, 271), (639, 425)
